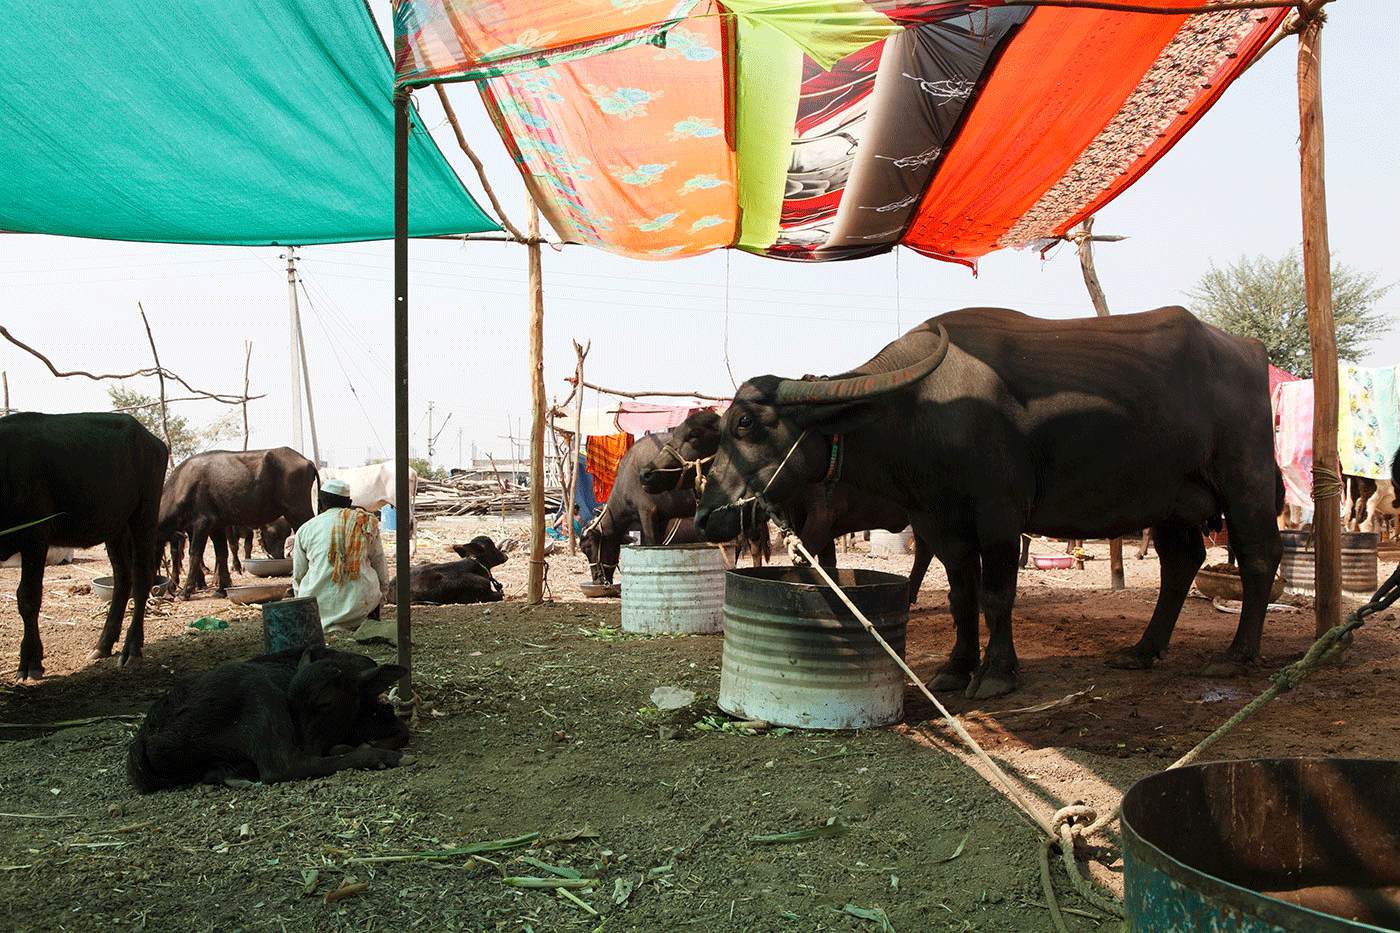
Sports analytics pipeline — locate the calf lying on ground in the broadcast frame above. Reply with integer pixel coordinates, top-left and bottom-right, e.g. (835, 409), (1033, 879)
(386, 535), (508, 604)
(126, 646), (409, 792)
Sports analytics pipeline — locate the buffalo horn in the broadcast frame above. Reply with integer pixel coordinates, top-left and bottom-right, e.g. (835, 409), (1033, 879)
(774, 324), (949, 404)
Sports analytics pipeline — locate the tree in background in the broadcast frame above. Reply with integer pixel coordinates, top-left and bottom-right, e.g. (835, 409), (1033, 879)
(408, 457), (449, 482)
(108, 385), (241, 464)
(1187, 251), (1393, 378)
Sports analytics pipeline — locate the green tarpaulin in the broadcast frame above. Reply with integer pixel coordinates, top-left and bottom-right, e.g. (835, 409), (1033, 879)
(0, 0), (496, 245)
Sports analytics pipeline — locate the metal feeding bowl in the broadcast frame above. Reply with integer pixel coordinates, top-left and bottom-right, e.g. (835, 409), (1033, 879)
(243, 557), (293, 577)
(1031, 554), (1075, 570)
(226, 583), (293, 605)
(92, 575), (171, 601)
(579, 583), (621, 598)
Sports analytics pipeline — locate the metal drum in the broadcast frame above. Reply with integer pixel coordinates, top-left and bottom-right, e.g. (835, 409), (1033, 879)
(620, 543), (726, 635)
(1280, 530), (1379, 596)
(1123, 758), (1400, 932)
(719, 567), (908, 730)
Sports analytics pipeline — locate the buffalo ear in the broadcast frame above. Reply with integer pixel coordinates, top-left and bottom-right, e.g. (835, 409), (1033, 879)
(796, 397), (885, 439)
(360, 664), (408, 696)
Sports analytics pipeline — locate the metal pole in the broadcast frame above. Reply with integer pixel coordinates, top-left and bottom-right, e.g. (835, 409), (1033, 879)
(287, 247), (303, 453)
(393, 86), (413, 689)
(293, 282), (322, 465)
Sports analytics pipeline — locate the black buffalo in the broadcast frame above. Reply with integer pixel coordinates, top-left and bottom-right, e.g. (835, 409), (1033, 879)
(386, 536), (508, 604)
(0, 412), (168, 679)
(695, 307), (1284, 700)
(126, 645), (408, 791)
(637, 408), (932, 604)
(225, 517), (294, 572)
(579, 431), (709, 586)
(159, 448), (317, 598)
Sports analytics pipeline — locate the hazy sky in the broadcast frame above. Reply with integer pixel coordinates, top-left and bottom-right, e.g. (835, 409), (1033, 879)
(1, 2), (1395, 470)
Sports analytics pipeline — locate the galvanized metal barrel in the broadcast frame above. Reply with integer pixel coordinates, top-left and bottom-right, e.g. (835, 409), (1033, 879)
(718, 567), (908, 730)
(1280, 530), (1379, 596)
(620, 543), (726, 635)
(868, 527), (914, 556)
(1123, 757), (1400, 932)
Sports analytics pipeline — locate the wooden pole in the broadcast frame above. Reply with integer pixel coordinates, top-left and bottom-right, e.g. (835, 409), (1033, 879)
(1074, 217), (1126, 589)
(242, 342), (252, 451)
(568, 341), (588, 555)
(1298, 14), (1340, 636)
(393, 86), (413, 691)
(527, 202), (547, 604)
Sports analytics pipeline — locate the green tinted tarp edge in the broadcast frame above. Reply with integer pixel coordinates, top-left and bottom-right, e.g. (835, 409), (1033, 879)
(0, 0), (497, 246)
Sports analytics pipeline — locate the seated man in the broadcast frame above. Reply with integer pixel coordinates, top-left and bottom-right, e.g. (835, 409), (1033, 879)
(292, 478), (388, 636)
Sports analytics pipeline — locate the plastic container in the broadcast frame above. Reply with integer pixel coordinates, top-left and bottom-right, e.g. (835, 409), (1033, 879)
(261, 596), (325, 654)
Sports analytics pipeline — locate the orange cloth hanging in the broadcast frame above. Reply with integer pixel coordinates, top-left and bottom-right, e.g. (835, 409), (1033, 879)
(586, 433), (634, 502)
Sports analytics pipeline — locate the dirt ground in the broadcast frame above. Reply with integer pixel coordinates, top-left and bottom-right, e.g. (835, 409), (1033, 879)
(2, 516), (1399, 933)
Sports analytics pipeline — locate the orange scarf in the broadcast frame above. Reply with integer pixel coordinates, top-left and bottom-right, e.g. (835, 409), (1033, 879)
(329, 508), (374, 585)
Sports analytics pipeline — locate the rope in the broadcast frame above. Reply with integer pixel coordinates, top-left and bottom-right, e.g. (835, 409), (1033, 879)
(787, 536), (1400, 922)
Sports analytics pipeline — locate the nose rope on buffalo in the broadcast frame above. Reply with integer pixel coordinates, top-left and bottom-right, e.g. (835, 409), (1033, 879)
(654, 443), (714, 494)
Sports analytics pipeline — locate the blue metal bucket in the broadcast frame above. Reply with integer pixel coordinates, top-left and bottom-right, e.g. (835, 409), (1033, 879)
(380, 504), (397, 532)
(1122, 758), (1400, 931)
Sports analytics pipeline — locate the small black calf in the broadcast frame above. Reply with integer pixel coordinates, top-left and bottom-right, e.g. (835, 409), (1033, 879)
(127, 646), (409, 792)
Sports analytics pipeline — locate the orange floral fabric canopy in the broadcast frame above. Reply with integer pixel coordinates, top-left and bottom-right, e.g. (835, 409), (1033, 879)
(394, 1), (1286, 268)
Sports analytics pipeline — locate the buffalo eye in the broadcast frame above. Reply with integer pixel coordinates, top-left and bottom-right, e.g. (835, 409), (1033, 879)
(735, 413), (754, 434)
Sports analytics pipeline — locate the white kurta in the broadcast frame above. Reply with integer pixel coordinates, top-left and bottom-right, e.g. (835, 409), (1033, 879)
(292, 507), (388, 634)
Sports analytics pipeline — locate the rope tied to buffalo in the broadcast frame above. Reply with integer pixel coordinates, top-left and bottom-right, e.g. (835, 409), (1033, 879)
(779, 527), (1400, 929)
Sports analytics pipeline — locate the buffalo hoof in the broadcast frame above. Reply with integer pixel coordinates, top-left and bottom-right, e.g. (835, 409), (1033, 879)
(118, 650), (143, 669)
(930, 670), (971, 693)
(16, 663), (44, 683)
(1199, 656), (1252, 678)
(966, 672), (1016, 701)
(1105, 646), (1158, 670)
(88, 645), (113, 661)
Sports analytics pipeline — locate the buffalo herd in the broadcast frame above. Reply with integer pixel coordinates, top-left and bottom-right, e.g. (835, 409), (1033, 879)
(0, 305), (1342, 790)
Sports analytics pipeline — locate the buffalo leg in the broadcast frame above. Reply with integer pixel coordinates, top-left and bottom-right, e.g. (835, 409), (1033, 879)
(210, 529), (233, 596)
(1109, 523), (1204, 669)
(119, 509), (160, 667)
(226, 528), (244, 575)
(908, 535), (933, 606)
(931, 542), (981, 693)
(92, 531), (135, 660)
(181, 524), (212, 598)
(1205, 501), (1283, 676)
(15, 543), (48, 680)
(968, 538), (1022, 700)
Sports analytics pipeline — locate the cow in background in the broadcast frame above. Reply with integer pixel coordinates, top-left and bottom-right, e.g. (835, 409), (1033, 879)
(127, 645), (408, 791)
(159, 448), (317, 598)
(0, 412), (168, 679)
(321, 461), (418, 518)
